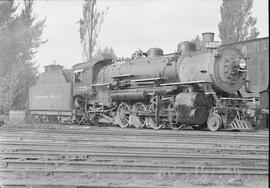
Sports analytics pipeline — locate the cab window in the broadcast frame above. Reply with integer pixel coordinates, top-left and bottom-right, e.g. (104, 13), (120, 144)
(74, 69), (83, 83)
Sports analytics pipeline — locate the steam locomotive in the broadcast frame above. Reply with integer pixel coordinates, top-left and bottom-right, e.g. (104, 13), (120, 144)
(28, 32), (260, 131)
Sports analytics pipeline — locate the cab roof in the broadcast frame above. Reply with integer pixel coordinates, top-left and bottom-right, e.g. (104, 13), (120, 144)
(72, 53), (113, 70)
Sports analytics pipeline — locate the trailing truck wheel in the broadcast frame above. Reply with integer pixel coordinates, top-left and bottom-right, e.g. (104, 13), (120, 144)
(117, 102), (131, 128)
(207, 113), (222, 131)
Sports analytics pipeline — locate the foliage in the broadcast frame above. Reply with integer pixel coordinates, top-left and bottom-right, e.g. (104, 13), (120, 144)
(218, 0), (259, 45)
(95, 46), (117, 60)
(0, 0), (46, 111)
(79, 0), (108, 61)
(190, 35), (203, 50)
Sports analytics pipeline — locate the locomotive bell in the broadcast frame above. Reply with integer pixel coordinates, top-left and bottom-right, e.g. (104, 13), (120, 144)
(177, 41), (196, 54)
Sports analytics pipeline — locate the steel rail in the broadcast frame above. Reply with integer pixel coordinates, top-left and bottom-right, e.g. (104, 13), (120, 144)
(0, 182), (163, 188)
(0, 142), (269, 152)
(0, 168), (268, 175)
(1, 127), (268, 138)
(0, 138), (268, 148)
(1, 133), (268, 142)
(2, 159), (268, 171)
(0, 140), (267, 150)
(1, 125), (269, 134)
(0, 141), (268, 151)
(2, 130), (267, 136)
(0, 151), (267, 161)
(0, 145), (268, 156)
(0, 136), (268, 146)
(0, 130), (268, 142)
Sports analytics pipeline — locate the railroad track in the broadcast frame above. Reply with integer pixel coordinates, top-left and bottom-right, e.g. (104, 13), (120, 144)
(0, 128), (268, 145)
(0, 124), (268, 187)
(1, 125), (269, 136)
(0, 129), (268, 139)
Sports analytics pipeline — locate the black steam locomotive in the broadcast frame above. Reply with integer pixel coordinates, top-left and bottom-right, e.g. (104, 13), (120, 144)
(28, 32), (260, 131)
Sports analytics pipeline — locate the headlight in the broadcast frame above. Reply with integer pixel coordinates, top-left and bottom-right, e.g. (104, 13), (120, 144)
(239, 59), (247, 69)
(246, 109), (255, 117)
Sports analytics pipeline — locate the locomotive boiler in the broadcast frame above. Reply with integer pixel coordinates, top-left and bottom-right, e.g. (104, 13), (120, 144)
(29, 32), (259, 131)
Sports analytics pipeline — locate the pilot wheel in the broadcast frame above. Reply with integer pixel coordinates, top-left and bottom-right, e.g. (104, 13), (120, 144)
(207, 112), (222, 131)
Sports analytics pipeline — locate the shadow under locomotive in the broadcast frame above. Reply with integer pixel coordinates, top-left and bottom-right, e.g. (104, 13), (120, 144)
(28, 32), (263, 131)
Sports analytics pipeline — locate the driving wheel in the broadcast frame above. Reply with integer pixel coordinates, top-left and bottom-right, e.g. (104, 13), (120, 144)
(130, 102), (147, 128)
(117, 102), (131, 128)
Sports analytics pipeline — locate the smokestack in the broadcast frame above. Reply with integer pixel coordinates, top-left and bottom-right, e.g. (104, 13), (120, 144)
(202, 32), (215, 42)
(202, 32), (219, 49)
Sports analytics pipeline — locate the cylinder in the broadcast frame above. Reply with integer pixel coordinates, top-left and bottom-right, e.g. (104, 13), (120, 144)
(174, 93), (209, 125)
(202, 32), (214, 42)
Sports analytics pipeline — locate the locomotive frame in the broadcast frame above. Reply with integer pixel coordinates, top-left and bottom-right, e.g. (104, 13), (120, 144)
(28, 33), (263, 131)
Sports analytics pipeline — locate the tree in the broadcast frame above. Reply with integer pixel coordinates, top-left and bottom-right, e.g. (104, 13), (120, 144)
(218, 0), (259, 45)
(0, 1), (17, 77)
(190, 35), (203, 50)
(79, 0), (108, 61)
(95, 46), (117, 60)
(0, 0), (46, 111)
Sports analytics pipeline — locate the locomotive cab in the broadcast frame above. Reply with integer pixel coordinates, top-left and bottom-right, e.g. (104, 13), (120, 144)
(72, 54), (113, 99)
(72, 54), (114, 123)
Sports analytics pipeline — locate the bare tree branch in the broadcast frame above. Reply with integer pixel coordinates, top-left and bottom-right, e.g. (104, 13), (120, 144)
(79, 0), (108, 61)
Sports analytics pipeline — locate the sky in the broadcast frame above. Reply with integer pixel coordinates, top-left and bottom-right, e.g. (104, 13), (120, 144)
(32, 0), (269, 72)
